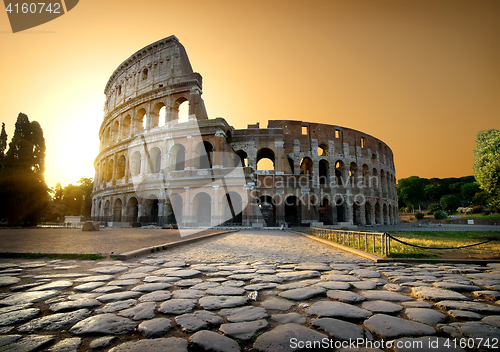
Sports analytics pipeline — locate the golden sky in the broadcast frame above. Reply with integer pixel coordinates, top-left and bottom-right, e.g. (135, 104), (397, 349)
(1, 0), (499, 189)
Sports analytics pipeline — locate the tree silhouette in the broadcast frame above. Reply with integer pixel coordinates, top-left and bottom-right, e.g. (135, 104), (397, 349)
(0, 113), (49, 226)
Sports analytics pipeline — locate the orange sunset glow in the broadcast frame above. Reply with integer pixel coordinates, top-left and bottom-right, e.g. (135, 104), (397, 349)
(1, 0), (499, 189)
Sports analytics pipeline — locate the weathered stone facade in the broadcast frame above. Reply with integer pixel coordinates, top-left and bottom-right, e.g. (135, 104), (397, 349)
(91, 36), (398, 227)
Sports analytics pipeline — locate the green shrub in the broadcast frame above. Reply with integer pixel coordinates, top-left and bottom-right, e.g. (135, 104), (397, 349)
(434, 210), (448, 220)
(440, 194), (462, 212)
(415, 212), (425, 220)
(473, 205), (483, 213)
(428, 203), (442, 215)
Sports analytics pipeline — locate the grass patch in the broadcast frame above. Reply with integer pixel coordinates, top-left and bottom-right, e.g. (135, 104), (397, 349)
(303, 229), (500, 259)
(0, 252), (106, 260)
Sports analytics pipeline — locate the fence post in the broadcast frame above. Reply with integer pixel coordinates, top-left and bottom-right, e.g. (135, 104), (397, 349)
(365, 233), (368, 251)
(372, 234), (375, 253)
(381, 234), (384, 256)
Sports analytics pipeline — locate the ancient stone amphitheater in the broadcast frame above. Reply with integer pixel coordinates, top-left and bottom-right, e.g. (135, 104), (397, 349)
(91, 36), (398, 228)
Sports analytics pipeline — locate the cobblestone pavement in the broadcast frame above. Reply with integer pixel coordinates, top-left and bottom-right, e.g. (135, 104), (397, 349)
(1, 230), (500, 351)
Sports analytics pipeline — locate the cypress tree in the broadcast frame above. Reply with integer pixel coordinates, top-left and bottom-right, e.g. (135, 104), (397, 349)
(0, 113), (49, 226)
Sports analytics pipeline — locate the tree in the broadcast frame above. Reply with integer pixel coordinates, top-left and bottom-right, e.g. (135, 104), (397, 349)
(473, 129), (500, 209)
(0, 113), (49, 226)
(424, 183), (443, 201)
(0, 123), (7, 168)
(77, 178), (94, 217)
(397, 176), (425, 209)
(460, 182), (481, 202)
(440, 194), (462, 212)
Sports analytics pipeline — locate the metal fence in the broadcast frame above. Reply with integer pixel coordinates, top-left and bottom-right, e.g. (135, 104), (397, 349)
(304, 227), (390, 256)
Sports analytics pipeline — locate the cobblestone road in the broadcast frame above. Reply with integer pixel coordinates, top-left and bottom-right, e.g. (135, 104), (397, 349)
(1, 230), (500, 351)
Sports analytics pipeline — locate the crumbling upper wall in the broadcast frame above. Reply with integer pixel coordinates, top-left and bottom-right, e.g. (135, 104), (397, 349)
(103, 35), (202, 116)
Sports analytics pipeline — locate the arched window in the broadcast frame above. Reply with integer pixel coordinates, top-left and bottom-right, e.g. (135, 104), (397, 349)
(300, 157), (313, 175)
(222, 192), (243, 225)
(126, 197), (139, 222)
(135, 109), (147, 132)
(159, 106), (166, 127)
(112, 120), (119, 142)
(131, 151), (141, 176)
(256, 148), (275, 171)
(174, 97), (189, 123)
(170, 144), (185, 171)
(149, 147), (161, 173)
(107, 160), (114, 182)
(288, 157), (294, 174)
(117, 155), (126, 179)
(235, 150), (248, 167)
(319, 159), (329, 185)
(317, 143), (328, 156)
(194, 192), (212, 226)
(335, 161), (345, 185)
(152, 103), (165, 128)
(170, 194), (183, 225)
(195, 141), (213, 169)
(113, 198), (122, 222)
(122, 115), (131, 137)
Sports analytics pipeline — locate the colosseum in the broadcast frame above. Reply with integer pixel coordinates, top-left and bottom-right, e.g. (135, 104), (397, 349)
(91, 35), (398, 228)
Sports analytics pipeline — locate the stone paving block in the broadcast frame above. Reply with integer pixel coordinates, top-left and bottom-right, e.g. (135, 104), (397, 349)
(364, 314), (436, 339)
(138, 317), (172, 338)
(278, 286), (325, 301)
(158, 299), (197, 315)
(70, 313), (136, 335)
(46, 337), (81, 352)
(190, 330), (240, 352)
(219, 306), (268, 322)
(405, 308), (446, 325)
(271, 312), (306, 324)
(253, 323), (328, 352)
(436, 300), (500, 314)
(199, 295), (248, 310)
(108, 337), (188, 352)
(362, 300), (404, 314)
(311, 317), (368, 341)
(327, 289), (365, 303)
(260, 298), (295, 311)
(306, 300), (372, 319)
(18, 309), (91, 333)
(220, 319), (268, 340)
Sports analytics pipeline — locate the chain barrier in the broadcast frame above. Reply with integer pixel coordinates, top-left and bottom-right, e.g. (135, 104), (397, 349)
(385, 233), (496, 250)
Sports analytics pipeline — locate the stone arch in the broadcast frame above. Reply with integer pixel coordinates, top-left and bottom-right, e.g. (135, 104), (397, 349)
(195, 141), (213, 169)
(259, 195), (275, 224)
(113, 198), (122, 222)
(287, 157), (294, 174)
(383, 203), (388, 225)
(173, 97), (190, 123)
(372, 168), (379, 189)
(130, 151), (141, 176)
(135, 108), (147, 132)
(349, 162), (358, 178)
(375, 202), (382, 225)
(319, 198), (333, 225)
(335, 195), (346, 223)
(112, 120), (119, 142)
(365, 201), (372, 225)
(317, 143), (328, 156)
(319, 159), (329, 185)
(170, 193), (183, 225)
(235, 150), (248, 167)
(222, 192), (243, 225)
(335, 160), (345, 186)
(151, 102), (166, 128)
(362, 164), (369, 188)
(300, 157), (313, 175)
(143, 195), (160, 223)
(117, 155), (126, 179)
(256, 148), (275, 171)
(193, 192), (212, 226)
(149, 147), (161, 173)
(285, 195), (301, 225)
(122, 115), (131, 137)
(107, 159), (114, 183)
(169, 144), (185, 171)
(103, 199), (111, 219)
